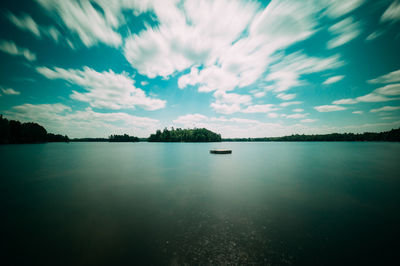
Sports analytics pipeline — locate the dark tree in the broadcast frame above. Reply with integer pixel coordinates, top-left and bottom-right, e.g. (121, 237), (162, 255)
(109, 134), (139, 142)
(0, 115), (69, 144)
(148, 127), (221, 142)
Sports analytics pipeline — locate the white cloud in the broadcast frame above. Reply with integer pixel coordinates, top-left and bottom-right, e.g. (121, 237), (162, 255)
(370, 106), (400, 113)
(280, 101), (303, 107)
(332, 98), (358, 104)
(293, 108), (304, 112)
(128, 0), (348, 96)
(1, 88), (20, 95)
(242, 104), (278, 114)
(327, 17), (362, 49)
(36, 66), (166, 110)
(36, 0), (123, 47)
(6, 12), (61, 43)
(352, 111), (363, 114)
(314, 105), (347, 112)
(368, 69), (400, 84)
(277, 93), (296, 100)
(266, 52), (344, 92)
(323, 0), (365, 18)
(0, 39), (36, 61)
(365, 30), (385, 41)
(253, 91), (266, 98)
(374, 83), (400, 96)
(5, 103), (160, 138)
(323, 75), (345, 85)
(355, 93), (398, 102)
(286, 113), (309, 119)
(125, 0), (259, 78)
(7, 12), (40, 37)
(268, 112), (279, 118)
(381, 0), (400, 22)
(210, 91), (252, 114)
(300, 119), (317, 123)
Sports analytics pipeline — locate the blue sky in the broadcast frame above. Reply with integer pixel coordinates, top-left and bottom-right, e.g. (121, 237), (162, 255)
(0, 0), (399, 138)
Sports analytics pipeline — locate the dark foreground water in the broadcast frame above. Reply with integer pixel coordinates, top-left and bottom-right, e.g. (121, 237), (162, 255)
(1, 142), (399, 265)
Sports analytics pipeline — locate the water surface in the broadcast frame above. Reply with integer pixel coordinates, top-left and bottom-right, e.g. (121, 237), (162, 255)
(1, 142), (399, 265)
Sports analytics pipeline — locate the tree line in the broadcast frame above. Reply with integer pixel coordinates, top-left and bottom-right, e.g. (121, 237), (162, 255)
(148, 127), (222, 142)
(0, 115), (69, 144)
(222, 128), (400, 142)
(108, 134), (139, 142)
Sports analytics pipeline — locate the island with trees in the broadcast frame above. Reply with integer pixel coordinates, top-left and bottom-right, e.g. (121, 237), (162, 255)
(108, 134), (139, 142)
(148, 128), (222, 142)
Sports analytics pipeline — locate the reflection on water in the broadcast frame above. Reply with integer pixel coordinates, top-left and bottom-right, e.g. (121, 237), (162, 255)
(1, 142), (399, 265)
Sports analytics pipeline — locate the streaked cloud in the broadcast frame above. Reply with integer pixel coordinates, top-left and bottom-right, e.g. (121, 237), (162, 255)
(7, 12), (41, 37)
(352, 111), (363, 114)
(327, 17), (362, 49)
(368, 69), (400, 84)
(266, 52), (344, 92)
(242, 104), (278, 114)
(36, 0), (123, 47)
(332, 98), (358, 104)
(323, 75), (345, 85)
(286, 113), (309, 119)
(7, 12), (61, 43)
(314, 105), (347, 112)
(36, 66), (166, 110)
(1, 88), (20, 95)
(381, 0), (400, 22)
(0, 39), (36, 61)
(301, 119), (317, 123)
(280, 101), (303, 107)
(374, 83), (400, 96)
(370, 106), (400, 113)
(356, 93), (397, 102)
(5, 103), (160, 138)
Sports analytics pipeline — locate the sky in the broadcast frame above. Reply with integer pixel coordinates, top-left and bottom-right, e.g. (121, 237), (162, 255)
(0, 0), (400, 138)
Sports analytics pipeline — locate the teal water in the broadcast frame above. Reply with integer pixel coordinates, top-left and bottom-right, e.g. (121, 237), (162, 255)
(1, 142), (399, 265)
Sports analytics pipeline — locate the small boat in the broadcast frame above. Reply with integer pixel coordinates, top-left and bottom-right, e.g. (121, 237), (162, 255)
(210, 149), (232, 154)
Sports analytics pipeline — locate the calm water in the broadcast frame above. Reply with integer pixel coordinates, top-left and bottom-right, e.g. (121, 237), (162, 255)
(1, 142), (399, 265)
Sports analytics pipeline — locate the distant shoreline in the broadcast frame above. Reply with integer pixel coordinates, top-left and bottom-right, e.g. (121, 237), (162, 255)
(1, 115), (399, 144)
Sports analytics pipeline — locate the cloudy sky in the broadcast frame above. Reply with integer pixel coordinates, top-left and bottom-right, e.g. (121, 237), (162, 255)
(0, 0), (400, 138)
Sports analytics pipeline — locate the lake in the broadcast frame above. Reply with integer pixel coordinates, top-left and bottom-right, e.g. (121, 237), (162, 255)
(1, 142), (399, 265)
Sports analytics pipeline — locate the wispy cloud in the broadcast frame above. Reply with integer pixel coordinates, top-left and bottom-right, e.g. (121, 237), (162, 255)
(368, 69), (400, 84)
(332, 98), (358, 104)
(356, 93), (398, 102)
(1, 88), (20, 95)
(7, 12), (61, 43)
(381, 0), (400, 23)
(314, 105), (347, 112)
(36, 0), (124, 47)
(277, 93), (296, 100)
(7, 12), (41, 37)
(286, 113), (309, 119)
(352, 111), (363, 114)
(0, 39), (36, 61)
(210, 91), (252, 114)
(370, 106), (400, 113)
(266, 52), (344, 92)
(327, 17), (362, 49)
(332, 83), (400, 104)
(323, 75), (345, 85)
(280, 101), (303, 107)
(242, 104), (278, 114)
(5, 103), (160, 138)
(36, 66), (166, 110)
